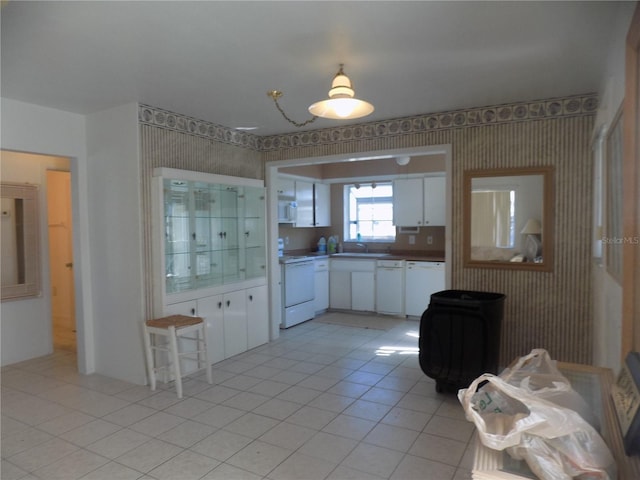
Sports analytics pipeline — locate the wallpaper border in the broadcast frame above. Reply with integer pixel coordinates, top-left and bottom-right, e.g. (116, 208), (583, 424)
(139, 93), (597, 152)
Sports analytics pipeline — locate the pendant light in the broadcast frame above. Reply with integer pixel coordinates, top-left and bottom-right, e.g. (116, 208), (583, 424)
(267, 64), (374, 127)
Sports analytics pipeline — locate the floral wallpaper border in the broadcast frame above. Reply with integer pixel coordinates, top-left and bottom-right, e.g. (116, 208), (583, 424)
(139, 93), (597, 152)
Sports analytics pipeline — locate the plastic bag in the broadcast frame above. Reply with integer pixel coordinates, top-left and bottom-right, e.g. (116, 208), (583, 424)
(459, 373), (616, 480)
(500, 349), (600, 430)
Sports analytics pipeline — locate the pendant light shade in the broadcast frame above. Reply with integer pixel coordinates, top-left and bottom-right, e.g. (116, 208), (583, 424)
(267, 63), (374, 127)
(308, 65), (374, 120)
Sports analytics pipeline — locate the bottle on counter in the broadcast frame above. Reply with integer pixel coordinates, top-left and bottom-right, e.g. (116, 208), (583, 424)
(328, 236), (337, 254)
(318, 236), (327, 254)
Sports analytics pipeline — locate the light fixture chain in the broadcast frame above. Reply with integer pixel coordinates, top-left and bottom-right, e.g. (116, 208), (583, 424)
(271, 96), (318, 127)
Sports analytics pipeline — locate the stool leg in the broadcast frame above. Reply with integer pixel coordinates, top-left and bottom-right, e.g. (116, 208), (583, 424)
(168, 325), (183, 398)
(142, 324), (157, 391)
(201, 323), (213, 385)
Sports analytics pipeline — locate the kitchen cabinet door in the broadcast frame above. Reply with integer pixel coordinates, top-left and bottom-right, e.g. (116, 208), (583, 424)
(314, 260), (329, 313)
(223, 289), (247, 358)
(314, 182), (331, 227)
(329, 271), (351, 309)
(393, 178), (423, 226)
(423, 176), (446, 226)
(295, 181), (314, 227)
(351, 271), (375, 311)
(246, 285), (269, 349)
(196, 295), (226, 364)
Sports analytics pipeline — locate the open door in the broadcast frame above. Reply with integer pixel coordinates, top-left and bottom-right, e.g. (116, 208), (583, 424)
(47, 170), (76, 351)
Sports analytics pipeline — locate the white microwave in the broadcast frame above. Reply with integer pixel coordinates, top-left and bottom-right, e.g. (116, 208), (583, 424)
(278, 200), (297, 223)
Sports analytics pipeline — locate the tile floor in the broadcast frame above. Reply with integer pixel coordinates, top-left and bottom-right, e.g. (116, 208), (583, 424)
(2, 315), (476, 480)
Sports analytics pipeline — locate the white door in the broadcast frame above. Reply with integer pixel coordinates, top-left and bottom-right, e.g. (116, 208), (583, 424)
(47, 170), (76, 351)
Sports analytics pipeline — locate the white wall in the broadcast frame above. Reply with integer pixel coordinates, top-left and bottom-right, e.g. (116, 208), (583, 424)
(86, 103), (146, 384)
(592, 2), (637, 372)
(0, 99), (92, 371)
(1, 98), (146, 385)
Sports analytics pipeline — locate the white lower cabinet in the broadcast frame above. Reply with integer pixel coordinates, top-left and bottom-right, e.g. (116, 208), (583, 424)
(329, 259), (376, 311)
(165, 282), (269, 366)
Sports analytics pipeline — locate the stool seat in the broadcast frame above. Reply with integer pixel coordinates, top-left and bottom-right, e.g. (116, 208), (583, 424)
(142, 314), (213, 398)
(146, 314), (203, 329)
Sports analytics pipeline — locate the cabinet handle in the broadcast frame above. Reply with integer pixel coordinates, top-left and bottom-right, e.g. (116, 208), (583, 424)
(192, 232), (196, 240)
(219, 232), (224, 239)
(226, 300), (231, 307)
(217, 301), (222, 309)
(249, 295), (253, 301)
(191, 308), (196, 315)
(245, 231), (250, 237)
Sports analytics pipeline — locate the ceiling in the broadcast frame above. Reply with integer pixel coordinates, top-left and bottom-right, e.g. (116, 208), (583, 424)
(1, 1), (624, 137)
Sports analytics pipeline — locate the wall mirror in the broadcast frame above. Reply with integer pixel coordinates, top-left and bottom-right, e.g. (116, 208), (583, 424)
(1, 183), (41, 300)
(463, 166), (554, 271)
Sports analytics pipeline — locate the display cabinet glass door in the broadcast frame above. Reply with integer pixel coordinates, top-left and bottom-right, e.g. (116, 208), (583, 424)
(242, 187), (266, 280)
(164, 180), (192, 293)
(163, 179), (265, 294)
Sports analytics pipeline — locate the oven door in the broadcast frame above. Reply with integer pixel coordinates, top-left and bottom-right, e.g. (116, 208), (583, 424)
(284, 261), (315, 307)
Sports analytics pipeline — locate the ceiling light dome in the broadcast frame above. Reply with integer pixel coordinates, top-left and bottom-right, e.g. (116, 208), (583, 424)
(308, 64), (374, 120)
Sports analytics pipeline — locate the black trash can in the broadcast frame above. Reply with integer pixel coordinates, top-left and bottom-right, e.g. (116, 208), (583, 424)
(418, 290), (506, 393)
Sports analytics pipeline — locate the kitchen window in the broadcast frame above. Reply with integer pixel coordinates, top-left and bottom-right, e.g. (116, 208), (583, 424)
(344, 182), (395, 242)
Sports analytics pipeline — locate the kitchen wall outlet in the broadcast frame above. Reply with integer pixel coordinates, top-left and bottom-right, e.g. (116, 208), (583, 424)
(409, 235), (415, 245)
(427, 235), (433, 245)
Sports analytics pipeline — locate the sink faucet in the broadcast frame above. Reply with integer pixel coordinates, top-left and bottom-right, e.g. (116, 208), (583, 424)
(356, 243), (368, 253)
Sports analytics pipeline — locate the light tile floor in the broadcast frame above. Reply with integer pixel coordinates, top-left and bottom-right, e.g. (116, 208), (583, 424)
(2, 315), (475, 480)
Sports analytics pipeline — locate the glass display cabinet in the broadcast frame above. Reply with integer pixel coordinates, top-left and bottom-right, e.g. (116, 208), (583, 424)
(154, 168), (266, 298)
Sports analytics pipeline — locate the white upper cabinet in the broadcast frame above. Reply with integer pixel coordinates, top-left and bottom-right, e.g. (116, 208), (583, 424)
(313, 182), (331, 227)
(393, 176), (445, 226)
(277, 178), (295, 199)
(290, 179), (331, 228)
(294, 180), (315, 227)
(423, 176), (446, 226)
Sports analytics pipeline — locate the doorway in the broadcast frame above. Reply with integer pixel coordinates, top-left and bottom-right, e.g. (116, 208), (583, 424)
(46, 170), (76, 352)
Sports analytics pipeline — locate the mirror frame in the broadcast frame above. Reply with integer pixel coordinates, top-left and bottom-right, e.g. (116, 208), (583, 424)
(1, 182), (41, 301)
(463, 166), (555, 271)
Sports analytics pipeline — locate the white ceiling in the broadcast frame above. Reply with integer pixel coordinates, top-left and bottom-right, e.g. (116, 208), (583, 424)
(1, 1), (624, 136)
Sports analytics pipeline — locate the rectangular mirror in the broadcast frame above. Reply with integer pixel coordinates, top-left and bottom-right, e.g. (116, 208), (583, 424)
(463, 166), (554, 271)
(1, 183), (41, 300)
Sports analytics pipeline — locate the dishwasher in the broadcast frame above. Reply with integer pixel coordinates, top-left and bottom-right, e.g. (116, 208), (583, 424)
(375, 259), (405, 315)
(404, 261), (445, 317)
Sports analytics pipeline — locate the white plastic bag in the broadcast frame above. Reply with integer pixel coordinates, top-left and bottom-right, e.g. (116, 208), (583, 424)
(499, 349), (600, 430)
(459, 374), (616, 480)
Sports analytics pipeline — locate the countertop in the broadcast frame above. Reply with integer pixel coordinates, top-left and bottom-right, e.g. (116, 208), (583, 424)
(281, 250), (445, 262)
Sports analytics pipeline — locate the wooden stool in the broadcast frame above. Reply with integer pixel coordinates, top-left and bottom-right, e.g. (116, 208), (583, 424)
(142, 314), (213, 398)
